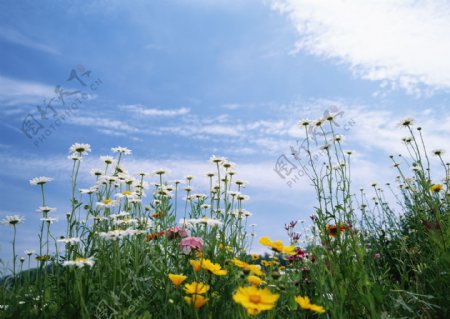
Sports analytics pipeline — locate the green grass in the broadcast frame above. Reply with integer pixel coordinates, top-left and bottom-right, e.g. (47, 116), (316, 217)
(0, 118), (449, 319)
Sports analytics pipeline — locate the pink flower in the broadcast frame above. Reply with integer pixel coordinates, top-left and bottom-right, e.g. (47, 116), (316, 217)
(180, 237), (203, 255)
(288, 249), (308, 262)
(167, 226), (189, 239)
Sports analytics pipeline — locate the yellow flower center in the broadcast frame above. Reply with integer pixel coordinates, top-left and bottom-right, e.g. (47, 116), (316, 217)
(249, 295), (261, 304)
(103, 199), (112, 204)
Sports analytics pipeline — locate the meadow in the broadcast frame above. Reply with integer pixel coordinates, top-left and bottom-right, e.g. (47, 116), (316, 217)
(0, 115), (448, 318)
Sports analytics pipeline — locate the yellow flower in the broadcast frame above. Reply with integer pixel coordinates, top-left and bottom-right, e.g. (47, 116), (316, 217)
(233, 286), (279, 315)
(247, 275), (266, 286)
(168, 274), (187, 286)
(261, 260), (272, 267)
(219, 243), (233, 252)
(430, 184), (443, 193)
(122, 191), (132, 196)
(295, 296), (325, 314)
(232, 258), (263, 276)
(189, 259), (202, 272)
(251, 254), (259, 261)
(184, 282), (210, 295)
(201, 259), (227, 276)
(259, 236), (296, 255)
(35, 255), (50, 262)
(184, 294), (208, 309)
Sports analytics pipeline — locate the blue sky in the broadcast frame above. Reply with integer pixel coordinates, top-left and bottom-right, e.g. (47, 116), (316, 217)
(1, 0), (450, 264)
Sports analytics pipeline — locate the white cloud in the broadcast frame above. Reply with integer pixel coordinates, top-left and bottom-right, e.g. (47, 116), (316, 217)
(342, 106), (450, 156)
(222, 103), (241, 110)
(0, 75), (93, 118)
(120, 104), (190, 117)
(0, 75), (55, 109)
(0, 27), (60, 55)
(272, 0), (450, 93)
(68, 116), (140, 133)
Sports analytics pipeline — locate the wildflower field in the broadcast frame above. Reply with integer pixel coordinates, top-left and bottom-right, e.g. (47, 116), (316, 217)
(0, 117), (449, 319)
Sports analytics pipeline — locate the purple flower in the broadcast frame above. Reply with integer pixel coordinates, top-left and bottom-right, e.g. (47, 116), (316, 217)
(292, 232), (301, 242)
(288, 249), (308, 262)
(285, 220), (298, 231)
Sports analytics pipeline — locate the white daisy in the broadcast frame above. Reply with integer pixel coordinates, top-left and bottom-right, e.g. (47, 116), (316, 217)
(98, 229), (133, 240)
(209, 155), (226, 164)
(115, 191), (136, 200)
(57, 237), (81, 244)
(100, 155), (115, 165)
(237, 194), (250, 201)
(192, 193), (207, 200)
(29, 176), (53, 186)
(398, 117), (415, 128)
(69, 143), (91, 155)
(111, 146), (132, 155)
(40, 217), (57, 224)
(432, 149), (445, 156)
(109, 211), (130, 219)
(222, 161), (235, 169)
(79, 186), (99, 194)
(1, 215), (25, 226)
(24, 249), (36, 256)
(153, 168), (170, 176)
(113, 218), (138, 226)
(67, 154), (83, 161)
(36, 206), (56, 214)
(227, 191), (241, 197)
(62, 257), (95, 268)
(298, 119), (311, 127)
(96, 199), (120, 209)
(199, 218), (223, 227)
(235, 180), (247, 186)
(90, 168), (103, 177)
(129, 198), (142, 205)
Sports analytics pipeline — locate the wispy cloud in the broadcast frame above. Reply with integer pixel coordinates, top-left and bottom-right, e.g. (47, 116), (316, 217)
(0, 75), (55, 110)
(67, 116), (140, 134)
(0, 27), (59, 55)
(272, 0), (450, 94)
(342, 106), (450, 156)
(222, 103), (241, 110)
(120, 104), (190, 117)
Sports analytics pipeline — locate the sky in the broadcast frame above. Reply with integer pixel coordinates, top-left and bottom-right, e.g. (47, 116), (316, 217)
(1, 0), (450, 265)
